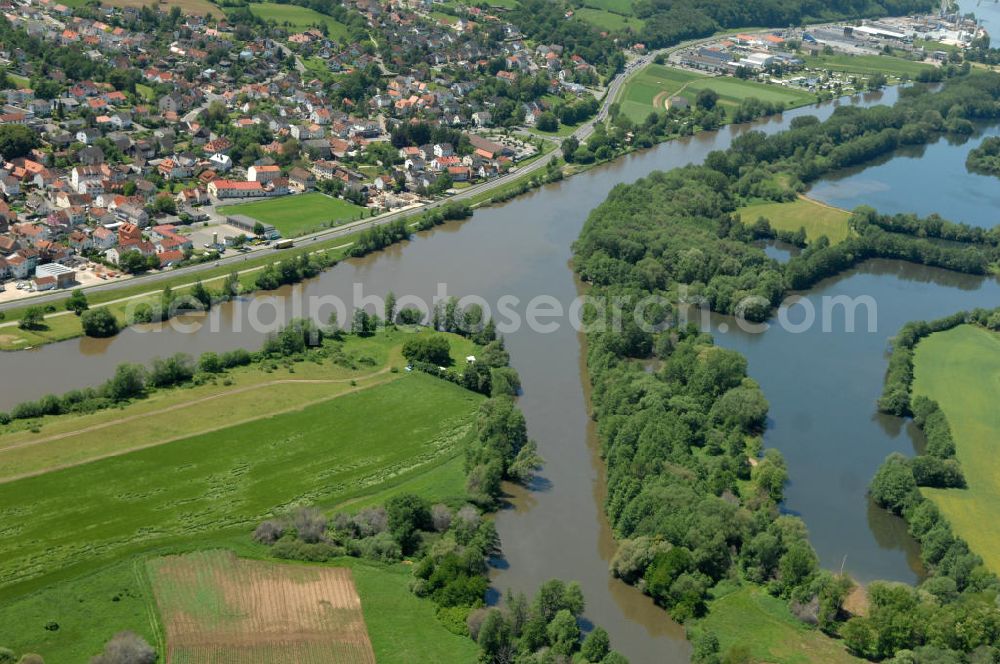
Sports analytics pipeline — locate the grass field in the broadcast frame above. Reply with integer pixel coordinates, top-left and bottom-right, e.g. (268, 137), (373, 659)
(618, 64), (816, 123)
(149, 551), (376, 663)
(575, 7), (644, 31)
(0, 329), (476, 480)
(699, 585), (860, 663)
(914, 325), (1000, 574)
(0, 368), (482, 595)
(803, 54), (934, 79)
(219, 192), (366, 238)
(247, 3), (351, 40)
(738, 196), (852, 244)
(581, 0), (634, 14)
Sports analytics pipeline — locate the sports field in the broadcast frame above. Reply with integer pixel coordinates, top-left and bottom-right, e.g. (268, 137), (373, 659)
(699, 586), (860, 664)
(914, 324), (1000, 574)
(150, 551), (377, 664)
(219, 192), (366, 237)
(738, 196), (852, 244)
(247, 3), (351, 40)
(618, 64), (816, 123)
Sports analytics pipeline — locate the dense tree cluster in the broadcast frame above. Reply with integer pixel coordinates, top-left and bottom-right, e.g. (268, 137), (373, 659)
(574, 69), (1000, 659)
(575, 74), (1000, 324)
(966, 136), (1000, 178)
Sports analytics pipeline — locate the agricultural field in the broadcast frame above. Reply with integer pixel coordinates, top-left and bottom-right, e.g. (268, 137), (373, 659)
(699, 585), (860, 664)
(0, 367), (482, 595)
(914, 325), (1000, 574)
(218, 192), (366, 237)
(618, 63), (816, 123)
(574, 7), (644, 32)
(246, 3), (351, 41)
(738, 196), (853, 244)
(802, 54), (934, 79)
(149, 551), (376, 664)
(95, 0), (222, 16)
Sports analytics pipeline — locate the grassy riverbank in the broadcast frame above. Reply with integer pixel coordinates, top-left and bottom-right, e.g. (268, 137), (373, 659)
(913, 324), (1000, 574)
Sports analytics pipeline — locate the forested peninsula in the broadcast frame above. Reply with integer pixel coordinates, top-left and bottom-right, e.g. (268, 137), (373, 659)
(966, 136), (1000, 178)
(573, 70), (1000, 662)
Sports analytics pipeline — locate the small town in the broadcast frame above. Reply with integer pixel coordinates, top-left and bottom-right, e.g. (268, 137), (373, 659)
(0, 0), (600, 301)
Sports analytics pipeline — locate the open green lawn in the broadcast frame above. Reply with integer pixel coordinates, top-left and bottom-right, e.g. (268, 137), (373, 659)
(915, 325), (1000, 575)
(803, 54), (934, 79)
(582, 0), (634, 14)
(619, 63), (816, 123)
(219, 192), (366, 237)
(738, 196), (852, 244)
(247, 2), (351, 40)
(699, 585), (861, 664)
(0, 371), (482, 598)
(575, 7), (644, 31)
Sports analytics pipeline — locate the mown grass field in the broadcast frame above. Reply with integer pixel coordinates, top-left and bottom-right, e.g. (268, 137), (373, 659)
(699, 585), (860, 663)
(0, 369), (482, 596)
(219, 192), (366, 238)
(247, 3), (351, 40)
(575, 7), (644, 31)
(738, 196), (852, 244)
(0, 329), (475, 480)
(914, 325), (1000, 574)
(803, 54), (934, 78)
(618, 64), (816, 123)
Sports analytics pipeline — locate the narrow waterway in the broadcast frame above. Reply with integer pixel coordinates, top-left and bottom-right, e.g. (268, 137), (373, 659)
(5, 86), (1000, 663)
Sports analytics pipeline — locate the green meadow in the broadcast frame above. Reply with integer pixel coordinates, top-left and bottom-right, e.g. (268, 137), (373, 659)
(914, 325), (1000, 575)
(802, 54), (934, 79)
(247, 2), (351, 40)
(738, 197), (853, 244)
(699, 585), (861, 664)
(0, 371), (481, 597)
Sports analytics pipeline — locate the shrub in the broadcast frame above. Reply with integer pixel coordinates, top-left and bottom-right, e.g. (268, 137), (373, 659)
(90, 631), (155, 664)
(253, 519), (285, 544)
(81, 308), (121, 338)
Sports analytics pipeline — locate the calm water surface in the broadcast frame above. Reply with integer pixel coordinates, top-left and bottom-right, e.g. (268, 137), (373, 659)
(5, 87), (1000, 662)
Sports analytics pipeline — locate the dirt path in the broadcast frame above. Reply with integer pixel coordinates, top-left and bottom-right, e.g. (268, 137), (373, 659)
(797, 193), (846, 212)
(0, 368), (395, 484)
(652, 80), (695, 111)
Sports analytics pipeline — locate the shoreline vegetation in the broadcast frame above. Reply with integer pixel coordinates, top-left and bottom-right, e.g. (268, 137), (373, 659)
(966, 135), (1000, 178)
(0, 311), (629, 663)
(0, 38), (955, 352)
(571, 70), (1000, 663)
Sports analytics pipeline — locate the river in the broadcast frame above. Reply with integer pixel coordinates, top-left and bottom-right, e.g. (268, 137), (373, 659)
(4, 86), (1000, 663)
(960, 0), (1000, 46)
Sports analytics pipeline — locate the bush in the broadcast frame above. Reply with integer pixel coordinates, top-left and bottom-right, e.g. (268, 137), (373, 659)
(402, 335), (451, 366)
(90, 632), (155, 664)
(253, 519), (285, 544)
(81, 308), (121, 338)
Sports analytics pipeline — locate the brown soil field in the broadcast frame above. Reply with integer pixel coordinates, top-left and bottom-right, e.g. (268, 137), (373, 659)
(101, 0), (223, 17)
(148, 551), (377, 664)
